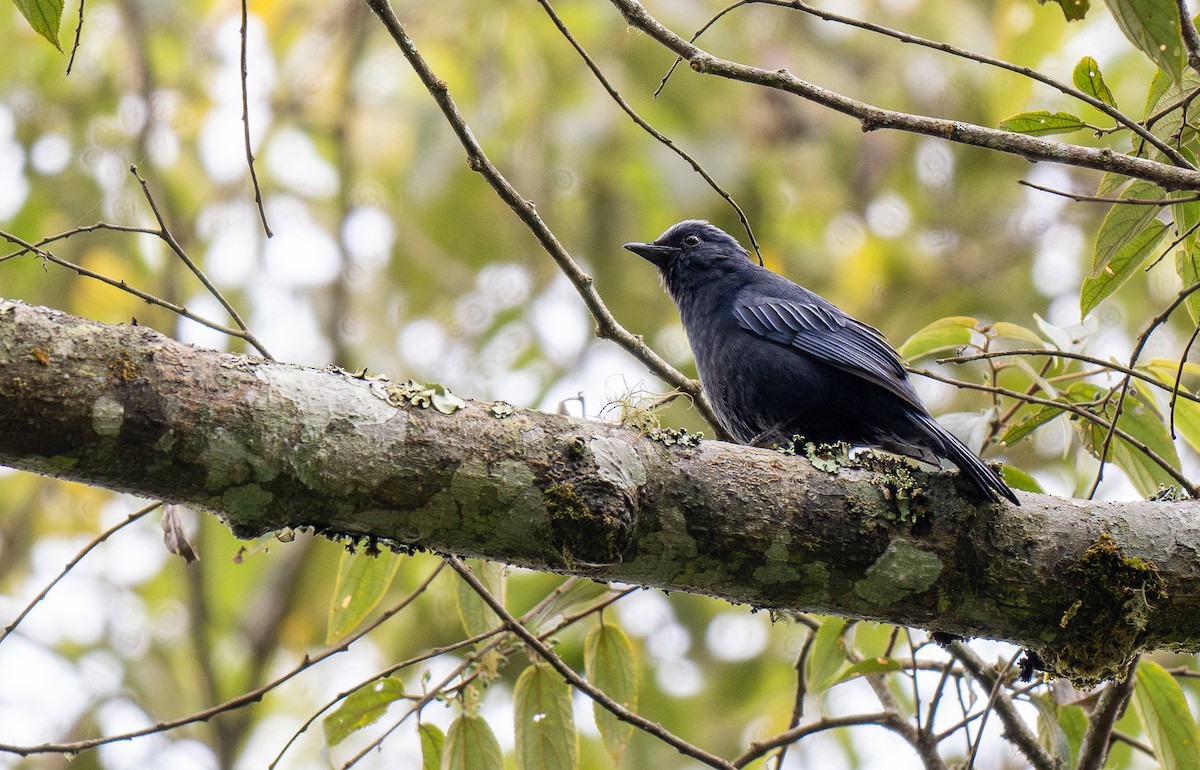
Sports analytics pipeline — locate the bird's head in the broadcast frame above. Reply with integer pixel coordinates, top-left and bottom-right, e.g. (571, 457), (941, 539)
(623, 220), (751, 276)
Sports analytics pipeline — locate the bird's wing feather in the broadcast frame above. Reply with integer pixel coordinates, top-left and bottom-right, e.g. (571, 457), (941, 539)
(733, 297), (924, 411)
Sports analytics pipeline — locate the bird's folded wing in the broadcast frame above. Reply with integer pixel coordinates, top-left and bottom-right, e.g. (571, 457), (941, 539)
(732, 298), (924, 411)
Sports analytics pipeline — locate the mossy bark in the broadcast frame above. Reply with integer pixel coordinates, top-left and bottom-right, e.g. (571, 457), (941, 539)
(3, 299), (1200, 682)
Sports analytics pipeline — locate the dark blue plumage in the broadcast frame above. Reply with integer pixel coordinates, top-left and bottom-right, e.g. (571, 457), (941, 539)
(624, 219), (1019, 505)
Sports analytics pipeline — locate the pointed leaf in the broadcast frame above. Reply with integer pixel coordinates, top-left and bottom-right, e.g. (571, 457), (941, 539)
(835, 656), (904, 684)
(1073, 383), (1181, 497)
(1032, 695), (1075, 767)
(1144, 362), (1200, 453)
(1043, 0), (1091, 21)
(14, 0), (63, 50)
(1097, 172), (1129, 197)
(456, 559), (506, 639)
(990, 321), (1048, 347)
(323, 678), (407, 746)
(421, 724), (446, 770)
(898, 316), (977, 361)
(1072, 56), (1117, 107)
(1082, 220), (1167, 316)
(1000, 404), (1065, 446)
(584, 622), (638, 763)
(1176, 241), (1200, 323)
(530, 578), (613, 632)
(806, 616), (851, 693)
(999, 111), (1087, 136)
(442, 714), (504, 770)
(1001, 464), (1045, 493)
(326, 549), (403, 644)
(514, 662), (578, 770)
(1134, 660), (1200, 770)
(1104, 0), (1185, 82)
(1092, 181), (1166, 272)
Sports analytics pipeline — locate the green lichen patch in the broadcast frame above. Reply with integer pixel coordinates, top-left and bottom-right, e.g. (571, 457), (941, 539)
(1043, 533), (1168, 686)
(489, 401), (516, 418)
(645, 427), (702, 447)
(853, 539), (943, 606)
(382, 379), (464, 414)
(852, 451), (927, 522)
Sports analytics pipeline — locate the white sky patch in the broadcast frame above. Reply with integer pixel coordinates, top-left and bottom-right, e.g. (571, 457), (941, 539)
(530, 274), (590, 365)
(865, 193), (912, 238)
(399, 317), (448, 371)
(200, 14), (274, 184)
(201, 202), (262, 288)
(342, 205), (395, 268)
(176, 292), (234, 352)
(1032, 224), (1083, 298)
(914, 139), (954, 190)
(266, 127), (338, 199)
(263, 197), (341, 287)
(248, 286), (332, 365)
(0, 106), (28, 219)
(656, 657), (704, 697)
(705, 611), (769, 661)
(30, 132), (71, 175)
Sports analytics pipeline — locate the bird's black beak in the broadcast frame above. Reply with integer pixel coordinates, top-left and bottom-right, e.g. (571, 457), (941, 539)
(623, 241), (676, 268)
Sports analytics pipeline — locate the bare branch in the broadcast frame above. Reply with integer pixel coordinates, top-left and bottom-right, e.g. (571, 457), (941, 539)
(610, 0), (1200, 191)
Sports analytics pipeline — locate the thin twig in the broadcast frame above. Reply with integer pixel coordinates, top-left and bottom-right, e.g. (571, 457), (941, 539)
(0, 502), (160, 646)
(610, 0), (1200, 191)
(240, 0), (272, 236)
(65, 0), (86, 74)
(947, 642), (1055, 770)
(0, 556), (443, 757)
(446, 556), (736, 769)
(1178, 0), (1200, 75)
(363, 0), (728, 437)
(1077, 657), (1140, 770)
(914, 366), (1198, 494)
(535, 0), (762, 260)
(937, 348), (1200, 405)
(1019, 179), (1200, 205)
(772, 628), (814, 769)
(964, 649), (1022, 770)
(658, 0), (1193, 170)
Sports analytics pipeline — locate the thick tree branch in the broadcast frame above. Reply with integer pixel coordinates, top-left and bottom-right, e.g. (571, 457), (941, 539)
(3, 300), (1200, 684)
(611, 0), (1200, 192)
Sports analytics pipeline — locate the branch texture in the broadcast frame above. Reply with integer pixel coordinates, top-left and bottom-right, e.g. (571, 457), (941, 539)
(2, 300), (1200, 683)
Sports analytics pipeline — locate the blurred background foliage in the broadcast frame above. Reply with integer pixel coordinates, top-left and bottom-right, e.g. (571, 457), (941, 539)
(2, 0), (1198, 768)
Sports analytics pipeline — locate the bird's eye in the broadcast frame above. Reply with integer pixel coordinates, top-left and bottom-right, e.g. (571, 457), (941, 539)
(682, 234), (702, 247)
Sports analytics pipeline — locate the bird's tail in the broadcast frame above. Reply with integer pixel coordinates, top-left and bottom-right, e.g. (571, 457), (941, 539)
(918, 415), (1020, 505)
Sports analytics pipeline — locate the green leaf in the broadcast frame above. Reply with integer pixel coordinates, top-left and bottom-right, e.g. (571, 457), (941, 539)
(530, 578), (612, 632)
(1082, 219), (1167, 317)
(1144, 362), (1200, 453)
(514, 662), (578, 770)
(998, 111), (1087, 136)
(805, 616), (851, 693)
(13, 0), (64, 50)
(1000, 464), (1045, 493)
(1092, 181), (1166, 272)
(326, 549), (403, 644)
(990, 321), (1048, 347)
(1073, 383), (1182, 497)
(455, 559), (506, 639)
(584, 622), (638, 763)
(835, 656), (904, 684)
(442, 714), (504, 770)
(1176, 241), (1200, 323)
(1041, 0), (1091, 22)
(1134, 660), (1200, 770)
(1104, 0), (1185, 83)
(1032, 695), (1074, 767)
(421, 724), (446, 770)
(1072, 56), (1117, 107)
(322, 678), (407, 746)
(898, 316), (977, 361)
(1096, 172), (1129, 197)
(1000, 404), (1065, 446)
